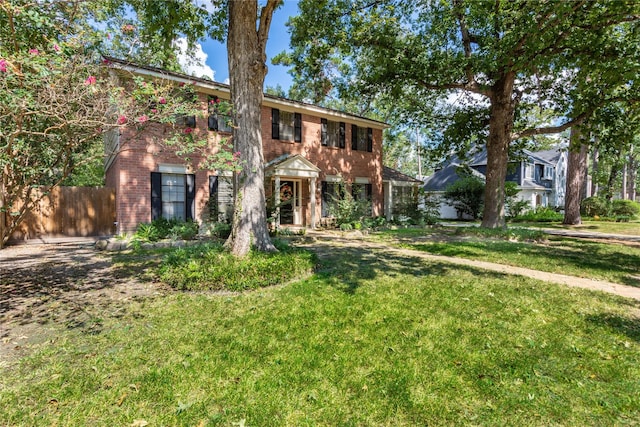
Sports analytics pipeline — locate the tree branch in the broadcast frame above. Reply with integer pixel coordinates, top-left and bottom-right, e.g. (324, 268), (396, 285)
(511, 112), (589, 140)
(452, 0), (477, 87)
(257, 0), (281, 57)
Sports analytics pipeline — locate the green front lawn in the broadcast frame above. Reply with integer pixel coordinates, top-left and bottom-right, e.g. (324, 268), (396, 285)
(2, 242), (640, 425)
(514, 220), (640, 236)
(376, 227), (640, 287)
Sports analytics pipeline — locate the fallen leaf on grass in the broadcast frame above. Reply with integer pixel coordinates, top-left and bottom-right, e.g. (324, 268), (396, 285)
(130, 420), (148, 427)
(117, 392), (128, 406)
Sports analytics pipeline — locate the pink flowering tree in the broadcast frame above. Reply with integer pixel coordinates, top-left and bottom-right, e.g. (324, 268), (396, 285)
(0, 1), (213, 247)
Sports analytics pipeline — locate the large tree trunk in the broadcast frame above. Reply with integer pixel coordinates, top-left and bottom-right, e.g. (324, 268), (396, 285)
(563, 126), (588, 225)
(481, 73), (515, 228)
(225, 0), (278, 256)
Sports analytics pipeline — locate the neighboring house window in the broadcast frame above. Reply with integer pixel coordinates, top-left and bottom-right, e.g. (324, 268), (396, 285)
(543, 165), (554, 180)
(321, 181), (343, 217)
(321, 119), (345, 148)
(208, 95), (233, 133)
(525, 163), (534, 179)
(351, 125), (373, 152)
(151, 172), (195, 221)
(272, 108), (302, 142)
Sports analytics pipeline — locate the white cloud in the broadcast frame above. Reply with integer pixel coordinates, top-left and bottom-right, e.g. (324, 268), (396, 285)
(174, 37), (215, 80)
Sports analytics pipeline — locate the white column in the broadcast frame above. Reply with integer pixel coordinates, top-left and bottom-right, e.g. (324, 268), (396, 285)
(310, 177), (317, 229)
(275, 175), (281, 231)
(385, 181), (393, 220)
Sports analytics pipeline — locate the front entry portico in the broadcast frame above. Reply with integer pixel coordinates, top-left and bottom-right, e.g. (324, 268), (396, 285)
(264, 154), (321, 229)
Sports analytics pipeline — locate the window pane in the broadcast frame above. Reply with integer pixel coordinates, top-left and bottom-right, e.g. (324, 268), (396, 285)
(161, 173), (186, 221)
(280, 110), (294, 141)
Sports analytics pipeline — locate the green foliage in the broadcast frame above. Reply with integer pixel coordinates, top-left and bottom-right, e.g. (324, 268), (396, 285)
(326, 184), (371, 227)
(513, 207), (564, 223)
(611, 200), (640, 218)
(134, 218), (199, 242)
(504, 182), (526, 218)
(158, 240), (316, 291)
(283, 0), (640, 227)
(582, 197), (640, 219)
(443, 174), (485, 220)
(582, 196), (610, 217)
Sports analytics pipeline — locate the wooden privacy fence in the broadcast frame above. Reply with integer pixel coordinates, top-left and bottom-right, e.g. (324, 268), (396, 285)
(9, 186), (116, 242)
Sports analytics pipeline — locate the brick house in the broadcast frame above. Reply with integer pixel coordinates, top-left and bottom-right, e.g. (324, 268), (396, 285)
(105, 59), (420, 234)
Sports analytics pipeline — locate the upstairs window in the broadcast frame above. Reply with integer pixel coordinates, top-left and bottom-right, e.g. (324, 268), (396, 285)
(208, 95), (233, 133)
(321, 119), (345, 148)
(272, 108), (302, 142)
(543, 165), (554, 180)
(351, 125), (373, 152)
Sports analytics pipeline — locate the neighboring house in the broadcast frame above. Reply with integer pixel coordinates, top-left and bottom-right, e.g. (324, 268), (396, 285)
(423, 147), (567, 219)
(104, 59), (416, 234)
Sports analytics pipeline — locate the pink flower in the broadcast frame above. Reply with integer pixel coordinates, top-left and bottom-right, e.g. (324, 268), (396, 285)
(29, 48), (39, 55)
(53, 44), (60, 52)
(137, 115), (148, 123)
(117, 115), (127, 125)
(158, 97), (166, 104)
(150, 108), (157, 114)
(179, 82), (185, 87)
(102, 58), (111, 65)
(0, 59), (7, 73)
(107, 33), (112, 40)
(234, 151), (241, 156)
(84, 75), (96, 85)
(216, 98), (221, 104)
(184, 127), (193, 134)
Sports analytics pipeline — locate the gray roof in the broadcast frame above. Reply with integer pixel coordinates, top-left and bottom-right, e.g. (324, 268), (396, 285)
(382, 166), (422, 183)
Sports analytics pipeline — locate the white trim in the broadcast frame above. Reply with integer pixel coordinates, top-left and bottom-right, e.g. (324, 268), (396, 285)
(109, 62), (388, 130)
(354, 177), (370, 184)
(324, 175), (342, 183)
(385, 180), (418, 187)
(158, 164), (188, 174)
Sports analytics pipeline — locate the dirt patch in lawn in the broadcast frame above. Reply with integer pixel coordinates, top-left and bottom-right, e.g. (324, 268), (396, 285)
(0, 242), (168, 368)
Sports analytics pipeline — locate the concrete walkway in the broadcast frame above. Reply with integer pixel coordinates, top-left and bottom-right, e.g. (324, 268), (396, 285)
(305, 231), (640, 302)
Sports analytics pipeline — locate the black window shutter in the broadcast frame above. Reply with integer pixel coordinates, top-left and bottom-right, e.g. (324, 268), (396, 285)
(151, 172), (162, 220)
(294, 112), (302, 142)
(366, 183), (372, 200)
(321, 118), (328, 146)
(209, 175), (218, 196)
(186, 115), (196, 128)
(339, 122), (346, 148)
(208, 115), (218, 131)
(272, 108), (280, 139)
(367, 127), (373, 152)
(186, 174), (196, 221)
(351, 124), (358, 150)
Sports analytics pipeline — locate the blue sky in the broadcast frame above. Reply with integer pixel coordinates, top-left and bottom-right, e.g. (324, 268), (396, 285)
(198, 0), (298, 91)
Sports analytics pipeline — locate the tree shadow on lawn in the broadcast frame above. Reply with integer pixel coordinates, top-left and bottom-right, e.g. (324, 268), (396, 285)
(411, 238), (640, 288)
(0, 244), (157, 336)
(308, 239), (528, 296)
(586, 313), (640, 343)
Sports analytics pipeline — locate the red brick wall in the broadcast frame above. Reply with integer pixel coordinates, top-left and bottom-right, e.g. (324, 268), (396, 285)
(106, 97), (384, 233)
